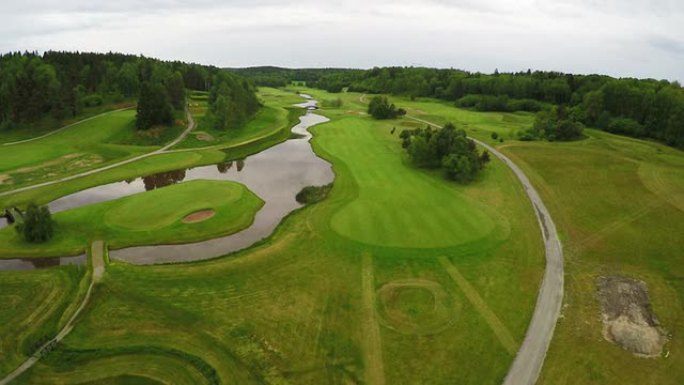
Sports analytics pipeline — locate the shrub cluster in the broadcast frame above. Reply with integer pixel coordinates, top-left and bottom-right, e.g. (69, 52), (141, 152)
(400, 123), (490, 183)
(368, 96), (406, 119)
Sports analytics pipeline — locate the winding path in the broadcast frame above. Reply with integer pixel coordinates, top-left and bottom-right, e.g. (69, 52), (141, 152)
(0, 241), (105, 385)
(406, 115), (564, 385)
(0, 110), (195, 198)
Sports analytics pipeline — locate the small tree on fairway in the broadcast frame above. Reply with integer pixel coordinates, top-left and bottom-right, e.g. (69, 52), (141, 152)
(16, 203), (54, 243)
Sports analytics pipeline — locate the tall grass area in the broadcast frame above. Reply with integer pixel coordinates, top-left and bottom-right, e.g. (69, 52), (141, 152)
(0, 265), (86, 378)
(15, 89), (544, 384)
(500, 131), (684, 384)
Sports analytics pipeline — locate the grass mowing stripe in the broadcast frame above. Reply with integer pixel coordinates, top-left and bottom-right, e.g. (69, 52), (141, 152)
(361, 253), (386, 385)
(438, 256), (518, 355)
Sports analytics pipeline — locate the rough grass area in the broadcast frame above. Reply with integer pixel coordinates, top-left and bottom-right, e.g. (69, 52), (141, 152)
(0, 180), (263, 258)
(0, 265), (86, 377)
(501, 130), (684, 384)
(0, 109), (158, 191)
(0, 101), (135, 144)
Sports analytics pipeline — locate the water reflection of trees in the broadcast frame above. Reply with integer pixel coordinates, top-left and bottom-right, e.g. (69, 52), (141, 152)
(23, 257), (60, 268)
(216, 159), (246, 173)
(142, 169), (187, 191)
(216, 161), (233, 173)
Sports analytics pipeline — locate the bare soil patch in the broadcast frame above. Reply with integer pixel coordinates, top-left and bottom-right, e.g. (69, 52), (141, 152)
(13, 153), (81, 174)
(193, 131), (215, 142)
(597, 276), (668, 357)
(182, 209), (216, 224)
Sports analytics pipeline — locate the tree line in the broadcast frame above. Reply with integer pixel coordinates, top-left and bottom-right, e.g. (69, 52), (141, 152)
(0, 51), (259, 132)
(314, 67), (684, 147)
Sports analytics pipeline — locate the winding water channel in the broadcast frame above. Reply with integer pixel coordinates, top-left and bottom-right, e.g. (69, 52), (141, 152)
(0, 95), (334, 269)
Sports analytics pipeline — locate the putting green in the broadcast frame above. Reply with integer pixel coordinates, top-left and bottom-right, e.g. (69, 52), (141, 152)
(318, 117), (496, 248)
(104, 182), (244, 231)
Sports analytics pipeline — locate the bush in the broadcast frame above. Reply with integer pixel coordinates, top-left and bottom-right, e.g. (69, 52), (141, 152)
(82, 94), (103, 107)
(491, 132), (499, 140)
(607, 117), (645, 137)
(522, 106), (584, 141)
(296, 184), (333, 204)
(368, 96), (403, 119)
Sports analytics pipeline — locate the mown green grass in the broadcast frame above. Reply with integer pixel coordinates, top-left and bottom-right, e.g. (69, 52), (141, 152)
(499, 130), (684, 385)
(320, 116), (496, 248)
(0, 180), (263, 258)
(14, 88), (544, 384)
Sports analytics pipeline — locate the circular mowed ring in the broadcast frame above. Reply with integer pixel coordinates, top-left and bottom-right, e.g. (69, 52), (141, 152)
(376, 279), (457, 335)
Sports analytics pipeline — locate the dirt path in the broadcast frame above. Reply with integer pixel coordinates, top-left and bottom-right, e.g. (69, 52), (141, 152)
(407, 115), (564, 385)
(0, 241), (105, 385)
(438, 256), (518, 354)
(0, 109), (195, 199)
(360, 253), (386, 385)
(2, 108), (133, 146)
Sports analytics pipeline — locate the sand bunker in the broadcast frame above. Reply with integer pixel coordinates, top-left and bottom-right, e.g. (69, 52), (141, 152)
(182, 209), (216, 223)
(193, 131), (215, 142)
(597, 276), (668, 357)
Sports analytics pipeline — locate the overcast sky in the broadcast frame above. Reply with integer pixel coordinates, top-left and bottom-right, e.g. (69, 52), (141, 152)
(1, 0), (683, 81)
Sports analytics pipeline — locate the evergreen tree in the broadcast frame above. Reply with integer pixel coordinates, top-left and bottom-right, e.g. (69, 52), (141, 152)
(136, 81), (173, 130)
(166, 71), (186, 110)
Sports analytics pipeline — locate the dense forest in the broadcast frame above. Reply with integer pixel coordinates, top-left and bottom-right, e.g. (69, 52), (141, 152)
(226, 66), (362, 89)
(0, 51), (259, 132)
(207, 72), (260, 130)
(315, 67), (684, 147)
